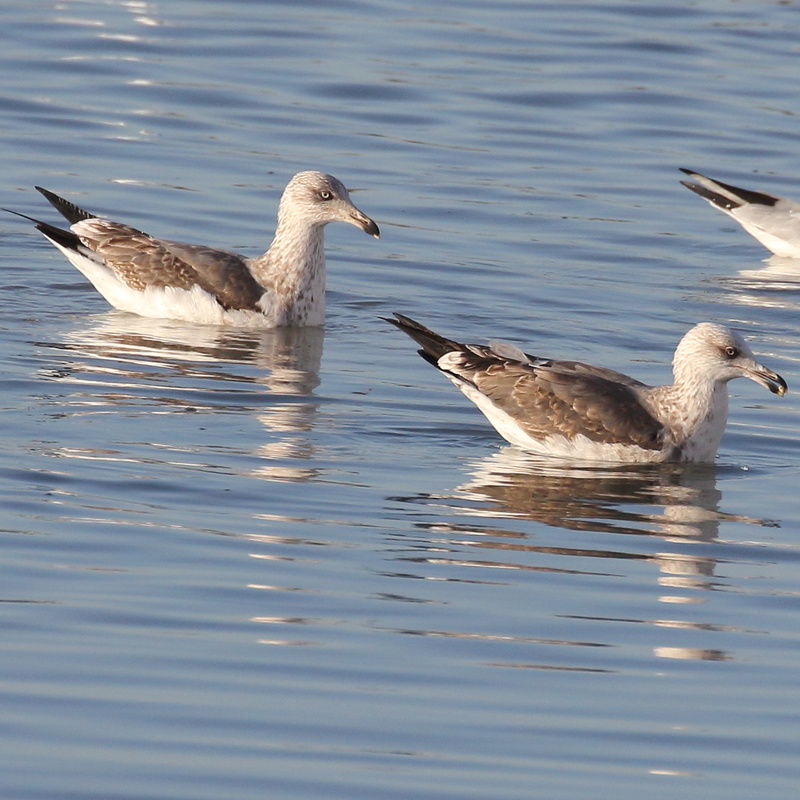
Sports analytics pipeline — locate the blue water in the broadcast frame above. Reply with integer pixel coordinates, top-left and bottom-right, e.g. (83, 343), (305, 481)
(2, 1), (800, 798)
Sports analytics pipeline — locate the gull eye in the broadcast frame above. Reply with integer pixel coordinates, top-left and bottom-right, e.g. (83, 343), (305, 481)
(724, 346), (738, 358)
(319, 189), (334, 201)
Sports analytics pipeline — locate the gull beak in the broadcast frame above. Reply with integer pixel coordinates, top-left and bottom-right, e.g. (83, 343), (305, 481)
(349, 207), (380, 239)
(744, 362), (788, 396)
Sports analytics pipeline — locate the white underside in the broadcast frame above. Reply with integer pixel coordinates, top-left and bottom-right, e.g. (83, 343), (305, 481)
(725, 208), (800, 258)
(730, 216), (800, 258)
(49, 239), (317, 328)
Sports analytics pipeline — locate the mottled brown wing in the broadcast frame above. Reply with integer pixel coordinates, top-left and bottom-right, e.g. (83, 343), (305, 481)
(457, 356), (665, 450)
(386, 313), (665, 450)
(75, 220), (202, 290)
(75, 221), (262, 311)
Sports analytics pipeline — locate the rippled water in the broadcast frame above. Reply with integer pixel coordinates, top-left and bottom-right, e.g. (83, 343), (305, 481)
(2, 1), (800, 799)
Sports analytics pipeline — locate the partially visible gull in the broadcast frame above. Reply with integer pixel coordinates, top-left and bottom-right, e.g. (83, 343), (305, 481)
(5, 171), (379, 327)
(387, 313), (786, 463)
(680, 168), (800, 258)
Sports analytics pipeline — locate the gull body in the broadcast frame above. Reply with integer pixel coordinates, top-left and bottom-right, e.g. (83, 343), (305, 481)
(387, 314), (786, 464)
(6, 171), (379, 327)
(680, 168), (800, 258)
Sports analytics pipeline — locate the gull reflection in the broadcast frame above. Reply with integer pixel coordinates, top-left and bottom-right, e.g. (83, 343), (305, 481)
(389, 447), (778, 664)
(456, 448), (771, 542)
(37, 313), (324, 481)
(718, 254), (800, 312)
(737, 254), (800, 287)
(653, 646), (731, 662)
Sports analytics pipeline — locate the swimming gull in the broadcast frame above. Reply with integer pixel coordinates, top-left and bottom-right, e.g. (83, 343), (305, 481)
(5, 171), (380, 327)
(680, 168), (800, 258)
(386, 313), (786, 463)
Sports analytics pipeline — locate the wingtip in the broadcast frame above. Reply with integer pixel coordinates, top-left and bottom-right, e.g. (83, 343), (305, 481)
(2, 206), (44, 225)
(385, 311), (419, 329)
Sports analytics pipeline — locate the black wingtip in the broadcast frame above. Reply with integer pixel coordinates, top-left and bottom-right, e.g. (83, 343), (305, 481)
(384, 312), (463, 363)
(384, 311), (419, 329)
(677, 171), (779, 209)
(35, 186), (96, 224)
(1, 206), (43, 225)
(35, 220), (83, 251)
(3, 202), (83, 251)
(680, 179), (741, 211)
(384, 312), (435, 338)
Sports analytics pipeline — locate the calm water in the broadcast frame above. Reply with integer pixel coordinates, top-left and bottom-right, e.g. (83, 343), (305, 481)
(2, 1), (800, 798)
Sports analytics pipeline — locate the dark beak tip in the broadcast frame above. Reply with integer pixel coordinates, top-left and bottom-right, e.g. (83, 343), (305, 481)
(766, 373), (788, 396)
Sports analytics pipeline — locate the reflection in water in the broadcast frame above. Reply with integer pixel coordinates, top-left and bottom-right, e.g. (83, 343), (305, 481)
(404, 447), (774, 542)
(34, 313), (324, 481)
(719, 254), (800, 312)
(736, 254), (800, 287)
(653, 646), (731, 662)
(389, 447), (778, 665)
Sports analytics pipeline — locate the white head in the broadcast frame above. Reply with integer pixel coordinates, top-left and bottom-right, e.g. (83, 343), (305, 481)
(277, 171), (380, 238)
(673, 322), (786, 396)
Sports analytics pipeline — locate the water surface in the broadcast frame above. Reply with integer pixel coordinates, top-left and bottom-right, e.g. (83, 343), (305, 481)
(1, 1), (800, 799)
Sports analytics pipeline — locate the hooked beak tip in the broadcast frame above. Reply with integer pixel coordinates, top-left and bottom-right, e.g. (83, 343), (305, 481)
(760, 371), (787, 396)
(744, 363), (787, 396)
(362, 218), (380, 238)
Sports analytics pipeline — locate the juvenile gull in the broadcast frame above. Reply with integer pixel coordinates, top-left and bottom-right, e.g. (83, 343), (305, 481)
(680, 168), (800, 258)
(387, 313), (786, 463)
(5, 171), (379, 327)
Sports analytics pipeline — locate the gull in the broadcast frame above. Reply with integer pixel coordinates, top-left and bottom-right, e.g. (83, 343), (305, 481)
(5, 171), (380, 327)
(386, 313), (786, 463)
(680, 168), (800, 258)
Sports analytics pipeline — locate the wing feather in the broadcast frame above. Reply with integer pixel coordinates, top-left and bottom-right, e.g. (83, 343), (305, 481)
(447, 353), (665, 450)
(73, 221), (262, 311)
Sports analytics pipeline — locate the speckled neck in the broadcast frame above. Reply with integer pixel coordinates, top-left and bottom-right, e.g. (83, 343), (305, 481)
(646, 377), (729, 461)
(250, 222), (327, 326)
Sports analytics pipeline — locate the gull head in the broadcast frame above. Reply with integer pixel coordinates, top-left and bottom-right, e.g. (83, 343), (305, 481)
(673, 322), (787, 396)
(279, 171), (380, 238)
